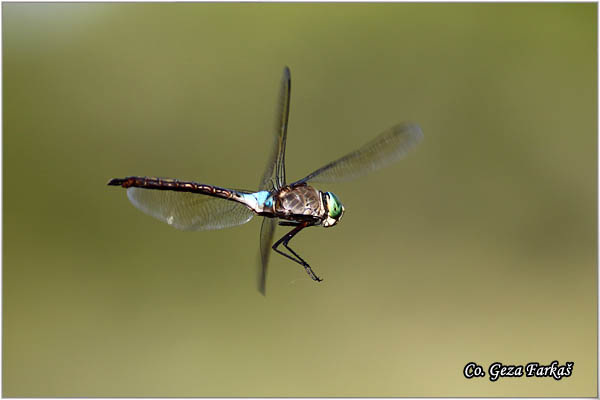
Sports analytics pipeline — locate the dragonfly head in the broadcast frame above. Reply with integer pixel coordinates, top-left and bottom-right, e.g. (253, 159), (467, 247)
(323, 191), (344, 227)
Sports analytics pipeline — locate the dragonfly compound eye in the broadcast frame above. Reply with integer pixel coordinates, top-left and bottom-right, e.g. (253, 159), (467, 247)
(324, 192), (344, 227)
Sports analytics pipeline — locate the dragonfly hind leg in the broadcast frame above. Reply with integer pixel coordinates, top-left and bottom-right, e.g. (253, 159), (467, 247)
(272, 222), (323, 282)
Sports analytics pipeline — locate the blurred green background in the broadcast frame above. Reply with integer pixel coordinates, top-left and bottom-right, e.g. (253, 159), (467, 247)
(2, 3), (596, 397)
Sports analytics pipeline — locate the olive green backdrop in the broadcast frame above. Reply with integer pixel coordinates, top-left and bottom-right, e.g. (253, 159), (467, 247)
(3, 3), (596, 397)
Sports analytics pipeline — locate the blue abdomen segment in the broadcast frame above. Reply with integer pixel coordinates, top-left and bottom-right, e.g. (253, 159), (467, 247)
(264, 194), (273, 208)
(241, 191), (273, 211)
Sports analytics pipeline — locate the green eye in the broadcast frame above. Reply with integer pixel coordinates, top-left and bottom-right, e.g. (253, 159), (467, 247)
(326, 192), (343, 219)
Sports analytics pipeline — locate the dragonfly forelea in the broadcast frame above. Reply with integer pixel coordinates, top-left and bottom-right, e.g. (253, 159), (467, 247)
(108, 67), (423, 294)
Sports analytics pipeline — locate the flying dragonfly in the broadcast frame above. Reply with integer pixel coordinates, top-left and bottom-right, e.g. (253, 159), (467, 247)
(108, 67), (423, 294)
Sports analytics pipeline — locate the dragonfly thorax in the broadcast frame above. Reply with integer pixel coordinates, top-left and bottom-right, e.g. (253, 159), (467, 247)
(251, 184), (343, 228)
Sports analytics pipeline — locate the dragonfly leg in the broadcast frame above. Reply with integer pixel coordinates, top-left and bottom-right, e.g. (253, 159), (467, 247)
(272, 222), (323, 282)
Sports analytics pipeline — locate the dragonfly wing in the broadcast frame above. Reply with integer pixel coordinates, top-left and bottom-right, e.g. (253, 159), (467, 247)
(256, 67), (290, 295)
(258, 217), (277, 295)
(259, 66), (291, 191)
(126, 187), (254, 231)
(296, 123), (423, 184)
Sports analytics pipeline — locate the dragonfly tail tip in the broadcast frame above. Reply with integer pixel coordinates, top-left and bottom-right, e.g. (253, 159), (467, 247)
(107, 178), (125, 187)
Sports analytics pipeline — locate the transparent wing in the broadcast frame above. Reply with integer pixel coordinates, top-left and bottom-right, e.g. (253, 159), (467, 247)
(256, 67), (290, 295)
(296, 123), (423, 184)
(259, 66), (291, 191)
(126, 187), (254, 231)
(258, 217), (277, 295)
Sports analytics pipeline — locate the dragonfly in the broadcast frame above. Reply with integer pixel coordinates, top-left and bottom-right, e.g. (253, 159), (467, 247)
(108, 67), (423, 294)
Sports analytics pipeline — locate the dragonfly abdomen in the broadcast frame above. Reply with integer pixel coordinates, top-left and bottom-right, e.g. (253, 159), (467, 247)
(107, 176), (244, 202)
